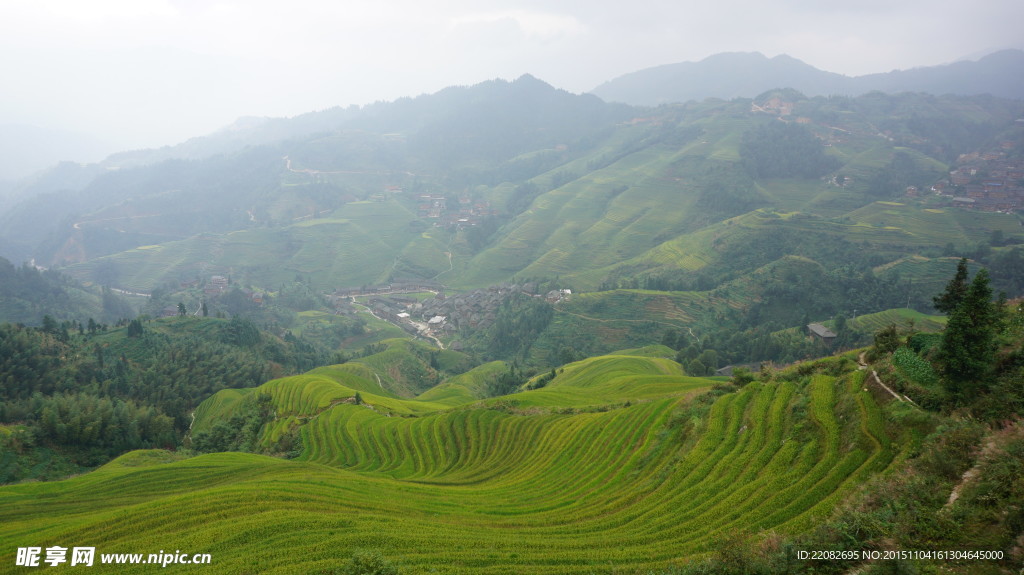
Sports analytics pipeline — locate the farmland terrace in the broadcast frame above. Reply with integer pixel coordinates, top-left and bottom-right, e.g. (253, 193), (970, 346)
(0, 352), (901, 574)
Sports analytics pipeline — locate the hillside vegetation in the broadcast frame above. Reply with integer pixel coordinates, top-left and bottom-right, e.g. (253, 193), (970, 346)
(9, 90), (1015, 375)
(0, 315), (343, 483)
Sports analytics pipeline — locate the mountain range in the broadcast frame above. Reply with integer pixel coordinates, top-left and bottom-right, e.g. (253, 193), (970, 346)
(2, 49), (1024, 575)
(591, 49), (1024, 106)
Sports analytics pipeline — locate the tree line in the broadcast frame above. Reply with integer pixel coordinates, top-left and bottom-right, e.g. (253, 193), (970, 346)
(0, 316), (337, 483)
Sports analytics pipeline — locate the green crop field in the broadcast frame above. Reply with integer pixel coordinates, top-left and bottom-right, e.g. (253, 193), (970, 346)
(846, 308), (947, 334)
(845, 202), (1019, 247)
(0, 350), (902, 574)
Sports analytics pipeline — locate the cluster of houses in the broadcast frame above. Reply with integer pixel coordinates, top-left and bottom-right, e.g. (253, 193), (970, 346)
(202, 275), (230, 298)
(334, 282), (571, 345)
(412, 285), (524, 332)
(927, 142), (1023, 213)
(414, 193), (497, 228)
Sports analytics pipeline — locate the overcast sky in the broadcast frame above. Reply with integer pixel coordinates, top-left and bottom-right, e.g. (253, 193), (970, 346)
(2, 0), (1022, 153)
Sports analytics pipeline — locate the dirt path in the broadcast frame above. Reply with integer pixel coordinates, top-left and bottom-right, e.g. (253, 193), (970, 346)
(858, 352), (917, 404)
(432, 234), (455, 281)
(945, 438), (998, 509)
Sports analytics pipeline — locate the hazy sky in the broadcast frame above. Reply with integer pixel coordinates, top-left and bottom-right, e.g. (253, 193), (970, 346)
(2, 0), (1022, 152)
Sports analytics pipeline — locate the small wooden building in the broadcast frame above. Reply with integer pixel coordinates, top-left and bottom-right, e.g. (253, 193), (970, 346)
(807, 323), (837, 344)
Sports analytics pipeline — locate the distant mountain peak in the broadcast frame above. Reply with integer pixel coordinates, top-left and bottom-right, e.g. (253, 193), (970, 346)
(514, 73), (546, 83)
(591, 49), (1024, 106)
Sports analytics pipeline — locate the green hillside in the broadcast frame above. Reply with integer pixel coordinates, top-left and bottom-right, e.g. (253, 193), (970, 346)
(62, 200), (437, 293)
(0, 351), (901, 574)
(21, 92), (1017, 355)
(18, 94), (1005, 293)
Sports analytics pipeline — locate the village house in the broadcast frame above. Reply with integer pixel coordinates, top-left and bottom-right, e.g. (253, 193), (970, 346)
(807, 323), (837, 345)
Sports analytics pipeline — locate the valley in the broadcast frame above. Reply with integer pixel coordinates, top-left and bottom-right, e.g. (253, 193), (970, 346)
(1, 71), (1023, 574)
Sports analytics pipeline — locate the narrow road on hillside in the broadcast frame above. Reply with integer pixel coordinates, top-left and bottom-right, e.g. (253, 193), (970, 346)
(858, 352), (917, 404)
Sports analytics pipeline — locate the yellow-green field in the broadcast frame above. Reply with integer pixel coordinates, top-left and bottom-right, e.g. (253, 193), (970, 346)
(1, 352), (901, 574)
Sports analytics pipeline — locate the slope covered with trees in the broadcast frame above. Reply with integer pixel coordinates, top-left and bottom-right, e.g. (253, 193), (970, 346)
(0, 316), (341, 482)
(0, 255), (135, 326)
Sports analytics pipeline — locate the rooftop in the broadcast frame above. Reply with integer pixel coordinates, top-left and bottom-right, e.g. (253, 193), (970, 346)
(808, 323), (837, 338)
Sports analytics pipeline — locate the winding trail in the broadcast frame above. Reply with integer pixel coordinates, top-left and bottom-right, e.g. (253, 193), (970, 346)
(432, 234), (455, 281)
(945, 438), (998, 509)
(857, 352), (917, 404)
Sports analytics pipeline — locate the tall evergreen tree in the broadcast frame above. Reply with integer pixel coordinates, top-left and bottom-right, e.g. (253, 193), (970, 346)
(933, 257), (969, 314)
(936, 268), (997, 401)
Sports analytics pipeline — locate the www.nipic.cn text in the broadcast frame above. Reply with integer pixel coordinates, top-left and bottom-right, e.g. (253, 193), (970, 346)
(15, 547), (212, 568)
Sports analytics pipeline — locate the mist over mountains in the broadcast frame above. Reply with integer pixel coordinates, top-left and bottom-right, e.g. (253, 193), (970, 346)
(2, 48), (1023, 290)
(4, 49), (1022, 186)
(591, 49), (1024, 106)
(0, 124), (115, 181)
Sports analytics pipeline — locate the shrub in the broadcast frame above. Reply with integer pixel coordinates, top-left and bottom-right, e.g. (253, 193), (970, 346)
(338, 550), (400, 575)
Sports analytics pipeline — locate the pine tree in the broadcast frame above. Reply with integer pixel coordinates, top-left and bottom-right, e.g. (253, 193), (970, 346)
(933, 258), (969, 314)
(936, 268), (997, 401)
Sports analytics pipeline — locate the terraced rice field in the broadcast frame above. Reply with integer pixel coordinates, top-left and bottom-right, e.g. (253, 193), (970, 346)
(0, 353), (901, 574)
(873, 255), (981, 289)
(845, 202), (1019, 247)
(847, 308), (947, 334)
(64, 199), (431, 291)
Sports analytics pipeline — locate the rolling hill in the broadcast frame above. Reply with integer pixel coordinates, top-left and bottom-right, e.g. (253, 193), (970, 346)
(0, 349), (901, 574)
(21, 90), (1017, 306)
